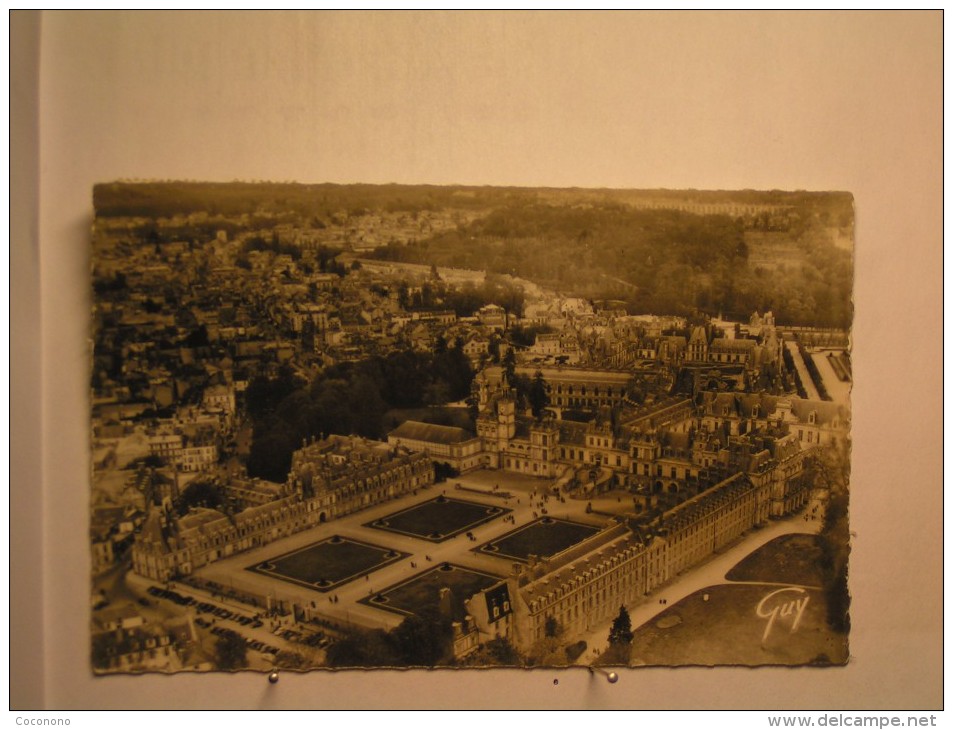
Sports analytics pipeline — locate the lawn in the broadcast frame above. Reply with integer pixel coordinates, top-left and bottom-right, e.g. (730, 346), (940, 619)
(361, 563), (503, 620)
(725, 533), (826, 587)
(366, 496), (510, 541)
(248, 536), (408, 592)
(625, 584), (848, 667)
(477, 517), (600, 562)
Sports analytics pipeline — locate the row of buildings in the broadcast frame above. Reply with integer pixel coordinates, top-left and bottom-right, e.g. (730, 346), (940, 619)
(131, 437), (434, 583)
(467, 471), (784, 650)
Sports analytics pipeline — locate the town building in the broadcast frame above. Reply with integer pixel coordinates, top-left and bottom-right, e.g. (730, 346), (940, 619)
(476, 304), (508, 331)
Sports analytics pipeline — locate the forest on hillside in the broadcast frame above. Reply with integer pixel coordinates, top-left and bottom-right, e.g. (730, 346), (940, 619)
(93, 182), (853, 328)
(93, 181), (853, 225)
(93, 181), (532, 219)
(371, 203), (852, 328)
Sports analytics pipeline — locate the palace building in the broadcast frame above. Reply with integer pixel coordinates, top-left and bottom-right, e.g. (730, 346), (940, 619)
(475, 383), (562, 479)
(130, 350), (837, 661)
(288, 434), (434, 518)
(131, 436), (434, 582)
(465, 442), (807, 653)
(480, 366), (633, 411)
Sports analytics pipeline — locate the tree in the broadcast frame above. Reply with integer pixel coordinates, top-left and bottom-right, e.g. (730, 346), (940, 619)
(528, 370), (550, 419)
(244, 367), (305, 420)
(431, 339), (474, 401)
(326, 607), (451, 668)
(465, 388), (481, 423)
(325, 628), (396, 668)
(397, 282), (410, 309)
(433, 462), (459, 483)
(214, 630), (248, 670)
(599, 605), (635, 666)
(476, 637), (522, 666)
(608, 605), (634, 647)
(810, 445), (851, 633)
(246, 417), (296, 482)
(488, 335), (501, 363)
(626, 377), (647, 406)
(175, 479), (226, 517)
(381, 350), (429, 408)
(389, 611), (451, 666)
(348, 374), (387, 438)
(501, 346), (517, 385)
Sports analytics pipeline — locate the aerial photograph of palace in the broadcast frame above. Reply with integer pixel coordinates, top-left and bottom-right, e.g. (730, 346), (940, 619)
(89, 183), (852, 672)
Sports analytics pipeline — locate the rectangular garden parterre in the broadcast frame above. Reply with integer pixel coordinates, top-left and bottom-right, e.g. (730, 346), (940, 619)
(476, 517), (601, 562)
(365, 495), (510, 542)
(360, 563), (504, 619)
(247, 536), (409, 592)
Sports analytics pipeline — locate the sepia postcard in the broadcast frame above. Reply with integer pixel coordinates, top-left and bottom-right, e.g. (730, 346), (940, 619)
(89, 182), (852, 673)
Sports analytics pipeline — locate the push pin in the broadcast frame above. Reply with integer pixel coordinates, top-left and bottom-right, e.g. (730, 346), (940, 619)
(588, 666), (619, 684)
(268, 670), (280, 684)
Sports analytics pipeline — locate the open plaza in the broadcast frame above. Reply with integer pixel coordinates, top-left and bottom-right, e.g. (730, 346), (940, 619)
(188, 469), (608, 634)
